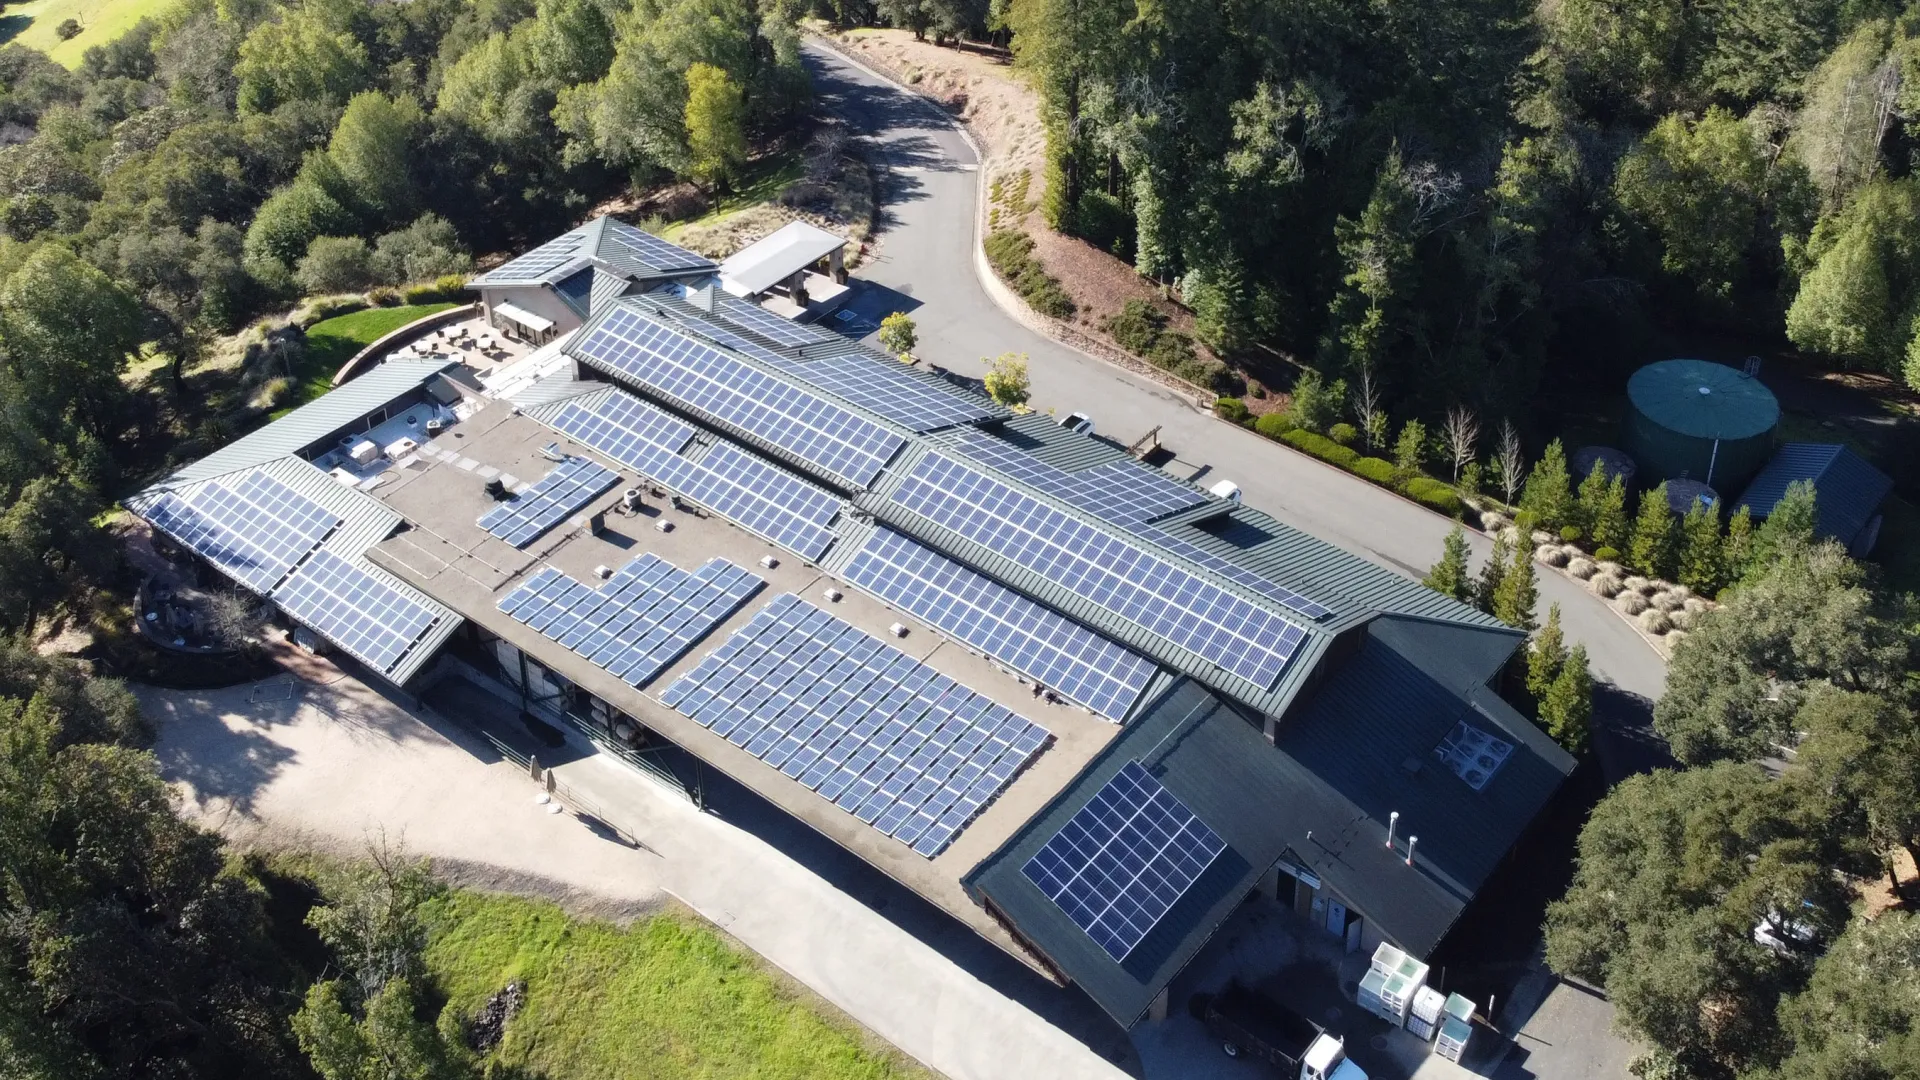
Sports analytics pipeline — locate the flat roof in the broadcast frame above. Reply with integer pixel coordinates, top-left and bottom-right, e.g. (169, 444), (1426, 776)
(719, 220), (848, 296)
(362, 402), (1122, 973)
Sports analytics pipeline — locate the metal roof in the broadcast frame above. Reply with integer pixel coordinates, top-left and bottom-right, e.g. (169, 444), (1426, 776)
(470, 215), (715, 288)
(1627, 359), (1779, 440)
(1734, 443), (1893, 546)
(163, 359), (455, 484)
(718, 220), (848, 296)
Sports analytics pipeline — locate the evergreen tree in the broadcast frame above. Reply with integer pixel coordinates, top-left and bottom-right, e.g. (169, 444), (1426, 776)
(1519, 438), (1573, 530)
(1528, 603), (1568, 701)
(1493, 538), (1539, 630)
(1393, 418), (1428, 480)
(1628, 483), (1677, 579)
(1722, 504), (1754, 586)
(1749, 479), (1818, 573)
(1474, 534), (1511, 617)
(1539, 643), (1592, 752)
(1572, 459), (1610, 540)
(1592, 475), (1630, 553)
(1677, 497), (1724, 594)
(1423, 525), (1472, 602)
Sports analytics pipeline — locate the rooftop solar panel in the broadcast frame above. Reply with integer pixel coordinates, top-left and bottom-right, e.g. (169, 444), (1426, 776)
(778, 351), (996, 432)
(601, 220), (712, 272)
(664, 593), (1051, 857)
(570, 306), (904, 487)
(483, 236), (587, 282)
(477, 457), (621, 547)
(143, 473), (342, 592)
(892, 453), (1307, 688)
(1021, 760), (1226, 961)
(713, 293), (840, 347)
(547, 392), (841, 559)
(1133, 526), (1335, 620)
(842, 528), (1154, 721)
(274, 550), (441, 674)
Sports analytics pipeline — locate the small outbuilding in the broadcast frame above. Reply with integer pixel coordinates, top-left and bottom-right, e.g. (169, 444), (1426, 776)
(1733, 443), (1893, 555)
(718, 220), (850, 318)
(1620, 359), (1779, 491)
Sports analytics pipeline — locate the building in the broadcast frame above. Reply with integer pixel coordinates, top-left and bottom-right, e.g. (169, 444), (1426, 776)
(128, 222), (1575, 1028)
(1734, 442), (1893, 556)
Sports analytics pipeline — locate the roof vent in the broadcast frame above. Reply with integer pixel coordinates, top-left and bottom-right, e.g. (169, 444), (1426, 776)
(759, 555), (779, 569)
(823, 587), (842, 602)
(594, 564), (613, 579)
(483, 478), (508, 500)
(655, 519), (673, 533)
(889, 622), (909, 638)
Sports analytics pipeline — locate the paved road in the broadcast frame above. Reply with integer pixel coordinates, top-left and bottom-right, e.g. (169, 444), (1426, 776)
(805, 43), (1669, 770)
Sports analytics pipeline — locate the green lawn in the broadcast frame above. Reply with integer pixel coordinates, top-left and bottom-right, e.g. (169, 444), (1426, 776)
(281, 303), (456, 416)
(421, 891), (931, 1080)
(0, 0), (170, 66)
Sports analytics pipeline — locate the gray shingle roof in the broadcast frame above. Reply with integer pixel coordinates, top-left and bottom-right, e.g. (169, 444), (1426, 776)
(1734, 443), (1893, 547)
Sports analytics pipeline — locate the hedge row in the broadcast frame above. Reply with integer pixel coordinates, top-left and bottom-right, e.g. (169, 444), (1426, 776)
(984, 230), (1075, 319)
(1268, 423), (1464, 517)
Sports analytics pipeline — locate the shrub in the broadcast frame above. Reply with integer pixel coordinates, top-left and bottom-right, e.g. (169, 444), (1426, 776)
(299, 295), (369, 326)
(1596, 560), (1623, 577)
(1254, 412), (1297, 440)
(1651, 590), (1686, 612)
(1214, 397), (1250, 423)
(1540, 546), (1571, 568)
(1106, 300), (1163, 355)
(1568, 557), (1597, 579)
(1481, 511), (1510, 533)
(1591, 573), (1624, 598)
(1352, 457), (1396, 484)
(984, 229), (1077, 319)
(250, 375), (294, 410)
(1405, 477), (1463, 516)
(1666, 628), (1687, 646)
(1616, 592), (1650, 616)
(1075, 190), (1134, 258)
(1147, 331), (1198, 371)
(1622, 575), (1649, 594)
(1593, 545), (1621, 562)
(366, 285), (403, 306)
(434, 273), (468, 296)
(1249, 383), (1266, 399)
(1639, 609), (1673, 634)
(1328, 422), (1359, 446)
(1560, 525), (1583, 542)
(1667, 584), (1693, 601)
(1282, 428), (1359, 468)
(1669, 608), (1694, 631)
(295, 236), (373, 295)
(1683, 597), (1711, 615)
(56, 18), (83, 39)
(1531, 529), (1556, 547)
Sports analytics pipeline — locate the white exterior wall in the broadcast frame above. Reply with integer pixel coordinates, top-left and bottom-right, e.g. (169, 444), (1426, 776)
(480, 285), (585, 341)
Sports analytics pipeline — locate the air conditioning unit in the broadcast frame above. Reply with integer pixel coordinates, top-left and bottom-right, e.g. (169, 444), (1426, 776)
(349, 440), (380, 465)
(622, 488), (644, 512)
(823, 587), (842, 602)
(890, 623), (908, 638)
(594, 565), (613, 579)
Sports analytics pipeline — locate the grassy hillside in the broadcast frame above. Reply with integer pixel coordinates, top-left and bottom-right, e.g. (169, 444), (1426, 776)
(0, 0), (169, 66)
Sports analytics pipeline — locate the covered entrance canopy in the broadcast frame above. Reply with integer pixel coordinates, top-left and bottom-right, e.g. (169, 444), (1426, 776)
(719, 221), (848, 298)
(493, 300), (555, 335)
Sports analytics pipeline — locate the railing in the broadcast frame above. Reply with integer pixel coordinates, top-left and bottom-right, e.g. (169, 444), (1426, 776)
(476, 729), (647, 849)
(556, 710), (702, 808)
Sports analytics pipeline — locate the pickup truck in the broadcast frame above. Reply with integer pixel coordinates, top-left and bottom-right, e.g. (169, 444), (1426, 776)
(1201, 981), (1367, 1080)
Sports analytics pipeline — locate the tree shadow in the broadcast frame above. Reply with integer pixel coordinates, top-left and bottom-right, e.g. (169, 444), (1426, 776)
(0, 15), (30, 46)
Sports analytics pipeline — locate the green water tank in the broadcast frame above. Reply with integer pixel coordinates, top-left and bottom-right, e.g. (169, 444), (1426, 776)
(1620, 360), (1779, 491)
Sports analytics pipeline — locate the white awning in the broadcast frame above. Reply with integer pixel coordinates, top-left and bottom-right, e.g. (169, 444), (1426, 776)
(718, 220), (847, 296)
(493, 300), (555, 333)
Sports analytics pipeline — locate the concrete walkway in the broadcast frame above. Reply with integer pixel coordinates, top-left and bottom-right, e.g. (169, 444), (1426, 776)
(144, 665), (1134, 1080)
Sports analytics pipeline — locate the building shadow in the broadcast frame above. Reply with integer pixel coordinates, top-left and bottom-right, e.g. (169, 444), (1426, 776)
(829, 280), (923, 339)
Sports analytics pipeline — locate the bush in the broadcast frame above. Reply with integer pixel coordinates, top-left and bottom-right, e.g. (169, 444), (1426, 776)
(1651, 590), (1686, 612)
(1282, 428), (1360, 468)
(984, 229), (1076, 319)
(1254, 412), (1297, 439)
(371, 213), (473, 285)
(1106, 300), (1163, 355)
(1214, 397), (1250, 423)
(298, 295), (369, 326)
(1593, 545), (1621, 562)
(1352, 457), (1396, 484)
(1404, 477), (1463, 516)
(1592, 573), (1624, 597)
(1669, 608), (1694, 631)
(1328, 422), (1359, 446)
(1639, 608), (1673, 634)
(56, 18), (83, 39)
(1568, 557), (1597, 579)
(1560, 525), (1583, 542)
(1617, 592), (1650, 616)
(295, 236), (373, 295)
(1075, 190), (1133, 258)
(1540, 545), (1572, 567)
(1147, 331), (1198, 371)
(366, 285), (403, 306)
(1666, 628), (1687, 646)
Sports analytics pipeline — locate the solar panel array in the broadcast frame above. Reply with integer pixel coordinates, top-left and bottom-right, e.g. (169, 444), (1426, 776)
(477, 457), (621, 547)
(548, 393), (841, 559)
(655, 307), (796, 367)
(1021, 760), (1227, 962)
(498, 554), (762, 688)
(481, 233), (586, 282)
(663, 594), (1051, 857)
(714, 292), (839, 347)
(777, 351), (996, 432)
(144, 472), (342, 591)
(274, 550), (442, 674)
(570, 306), (905, 487)
(602, 220), (711, 273)
(947, 430), (1334, 620)
(842, 528), (1155, 721)
(892, 453), (1308, 689)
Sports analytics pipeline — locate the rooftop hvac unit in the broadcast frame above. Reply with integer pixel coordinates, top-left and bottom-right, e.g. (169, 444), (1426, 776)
(593, 565), (613, 580)
(823, 587), (842, 602)
(655, 520), (673, 533)
(483, 478), (508, 500)
(890, 623), (908, 638)
(622, 488), (644, 512)
(759, 555), (779, 569)
(349, 440), (380, 465)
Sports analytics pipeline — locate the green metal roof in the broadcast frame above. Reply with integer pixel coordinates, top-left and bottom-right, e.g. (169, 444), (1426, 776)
(1734, 443), (1893, 548)
(1627, 359), (1779, 441)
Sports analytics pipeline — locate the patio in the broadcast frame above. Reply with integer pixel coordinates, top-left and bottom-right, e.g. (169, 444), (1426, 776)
(385, 315), (538, 379)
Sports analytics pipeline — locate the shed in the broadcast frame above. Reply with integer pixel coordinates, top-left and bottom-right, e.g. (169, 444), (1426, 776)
(1620, 360), (1779, 490)
(1733, 443), (1893, 554)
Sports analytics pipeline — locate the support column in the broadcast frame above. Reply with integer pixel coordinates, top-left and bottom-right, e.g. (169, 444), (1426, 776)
(1147, 986), (1170, 1023)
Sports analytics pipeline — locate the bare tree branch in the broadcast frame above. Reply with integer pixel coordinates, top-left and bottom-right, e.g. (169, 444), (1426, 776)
(1444, 407), (1479, 482)
(1352, 366), (1385, 453)
(1496, 419), (1525, 506)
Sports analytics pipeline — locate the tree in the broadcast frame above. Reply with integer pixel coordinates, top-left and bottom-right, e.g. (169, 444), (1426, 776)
(0, 478), (116, 633)
(1677, 496), (1725, 595)
(878, 312), (917, 360)
(1519, 438), (1573, 530)
(328, 91), (425, 224)
(1392, 418), (1427, 481)
(296, 236), (375, 295)
(1722, 503), (1754, 581)
(234, 0), (371, 114)
(1473, 534), (1510, 617)
(1771, 911), (1920, 1077)
(1749, 479), (1818, 573)
(1493, 420), (1524, 506)
(1322, 147), (1417, 383)
(293, 978), (470, 1080)
(983, 351), (1030, 407)
(1527, 603), (1568, 701)
(1628, 483), (1676, 579)
(370, 214), (473, 285)
(244, 164), (359, 273)
(1492, 536), (1538, 630)
(0, 246), (144, 441)
(1284, 369), (1343, 433)
(1423, 525), (1472, 602)
(1785, 178), (1920, 372)
(1613, 107), (1770, 302)
(1545, 763), (1857, 1077)
(1572, 459), (1609, 540)
(1788, 21), (1902, 206)
(1539, 643), (1591, 752)
(307, 842), (444, 1003)
(1793, 689), (1920, 883)
(1351, 366), (1386, 453)
(682, 62), (746, 189)
(1442, 407), (1477, 482)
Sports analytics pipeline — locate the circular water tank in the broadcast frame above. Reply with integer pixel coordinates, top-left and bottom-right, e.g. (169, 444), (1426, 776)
(1571, 445), (1637, 488)
(1662, 478), (1719, 516)
(1621, 360), (1779, 490)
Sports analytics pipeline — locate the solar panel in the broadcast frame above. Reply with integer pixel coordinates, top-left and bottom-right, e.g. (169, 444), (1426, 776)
(1133, 526), (1335, 620)
(892, 453), (1308, 688)
(664, 593), (1051, 857)
(601, 220), (711, 273)
(777, 351), (996, 432)
(713, 293), (840, 347)
(1021, 760), (1226, 961)
(569, 306), (904, 486)
(547, 392), (841, 559)
(496, 554), (762, 687)
(482, 235), (587, 281)
(477, 457), (621, 547)
(1067, 459), (1209, 524)
(274, 550), (441, 674)
(842, 528), (1154, 721)
(143, 473), (342, 592)
(657, 309), (795, 367)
